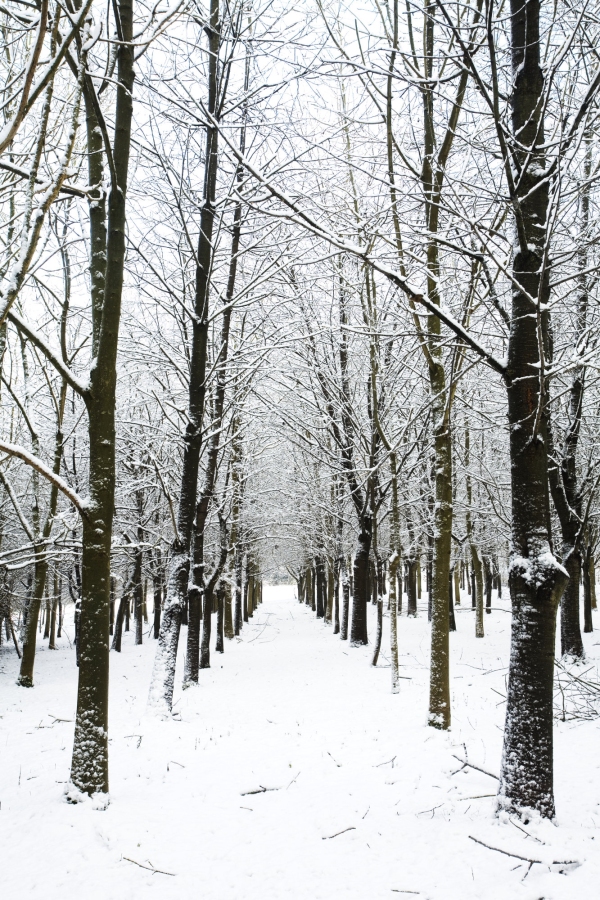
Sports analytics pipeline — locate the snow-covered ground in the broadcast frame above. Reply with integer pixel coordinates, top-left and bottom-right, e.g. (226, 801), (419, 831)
(1, 585), (599, 900)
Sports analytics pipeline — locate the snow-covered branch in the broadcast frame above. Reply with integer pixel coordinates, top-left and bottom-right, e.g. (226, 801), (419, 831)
(0, 441), (87, 517)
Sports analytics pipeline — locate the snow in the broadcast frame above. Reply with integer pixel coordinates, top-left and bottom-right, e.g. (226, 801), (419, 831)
(1, 584), (599, 900)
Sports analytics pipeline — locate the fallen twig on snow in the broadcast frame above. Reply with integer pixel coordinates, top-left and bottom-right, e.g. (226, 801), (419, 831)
(451, 755), (498, 780)
(374, 756), (397, 768)
(322, 826), (356, 840)
(240, 785), (281, 796)
(468, 835), (578, 873)
(510, 818), (544, 844)
(123, 856), (176, 876)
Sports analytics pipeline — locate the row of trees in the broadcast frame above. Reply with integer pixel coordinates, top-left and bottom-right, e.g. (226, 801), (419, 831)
(1, 0), (599, 822)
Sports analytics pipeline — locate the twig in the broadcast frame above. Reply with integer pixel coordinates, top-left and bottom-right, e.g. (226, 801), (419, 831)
(468, 836), (577, 868)
(416, 804), (443, 817)
(327, 751), (342, 767)
(322, 826), (356, 840)
(123, 856), (175, 876)
(451, 755), (498, 780)
(374, 756), (397, 768)
(240, 785), (280, 796)
(469, 836), (541, 864)
(510, 818), (544, 844)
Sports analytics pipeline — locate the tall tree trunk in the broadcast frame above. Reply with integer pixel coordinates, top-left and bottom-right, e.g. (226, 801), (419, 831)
(234, 545), (243, 634)
(315, 556), (325, 619)
(448, 568), (456, 632)
(70, 0), (134, 797)
(498, 0), (568, 819)
(471, 545), (484, 638)
(340, 556), (350, 640)
(351, 520), (371, 645)
(111, 585), (129, 652)
(49, 597), (57, 649)
(333, 558), (340, 635)
(548, 136), (591, 662)
(406, 556), (418, 616)
(583, 545), (593, 634)
(484, 556), (493, 615)
(216, 581), (225, 653)
(148, 0), (220, 712)
(17, 549), (49, 685)
(224, 577), (233, 639)
(200, 586), (212, 669)
(325, 559), (334, 624)
(152, 574), (162, 640)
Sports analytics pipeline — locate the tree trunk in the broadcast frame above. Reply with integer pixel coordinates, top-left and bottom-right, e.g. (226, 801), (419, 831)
(70, 0), (134, 795)
(153, 576), (162, 639)
(583, 545), (593, 634)
(560, 550), (583, 657)
(325, 559), (334, 624)
(111, 593), (127, 653)
(148, 0), (221, 712)
(448, 569), (456, 632)
(109, 577), (115, 636)
(498, 0), (568, 819)
(428, 419), (452, 729)
(371, 596), (383, 665)
(315, 556), (325, 619)
(234, 547), (243, 634)
(406, 557), (418, 616)
(224, 577), (233, 639)
(333, 558), (340, 635)
(43, 594), (51, 639)
(350, 519), (371, 645)
(484, 556), (493, 614)
(389, 553), (400, 692)
(17, 548), (48, 686)
(133, 505), (144, 646)
(471, 545), (484, 638)
(49, 598), (57, 649)
(216, 581), (225, 653)
(200, 586), (212, 669)
(340, 556), (350, 640)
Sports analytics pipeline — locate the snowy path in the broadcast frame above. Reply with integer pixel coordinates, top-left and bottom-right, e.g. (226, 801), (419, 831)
(1, 585), (599, 899)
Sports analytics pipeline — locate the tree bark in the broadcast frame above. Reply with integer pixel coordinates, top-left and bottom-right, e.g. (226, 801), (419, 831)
(148, 0), (220, 712)
(70, 0), (134, 797)
(351, 520), (371, 645)
(340, 556), (350, 640)
(498, 0), (568, 819)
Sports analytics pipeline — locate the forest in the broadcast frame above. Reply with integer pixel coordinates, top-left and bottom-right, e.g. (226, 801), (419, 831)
(0, 0), (599, 897)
